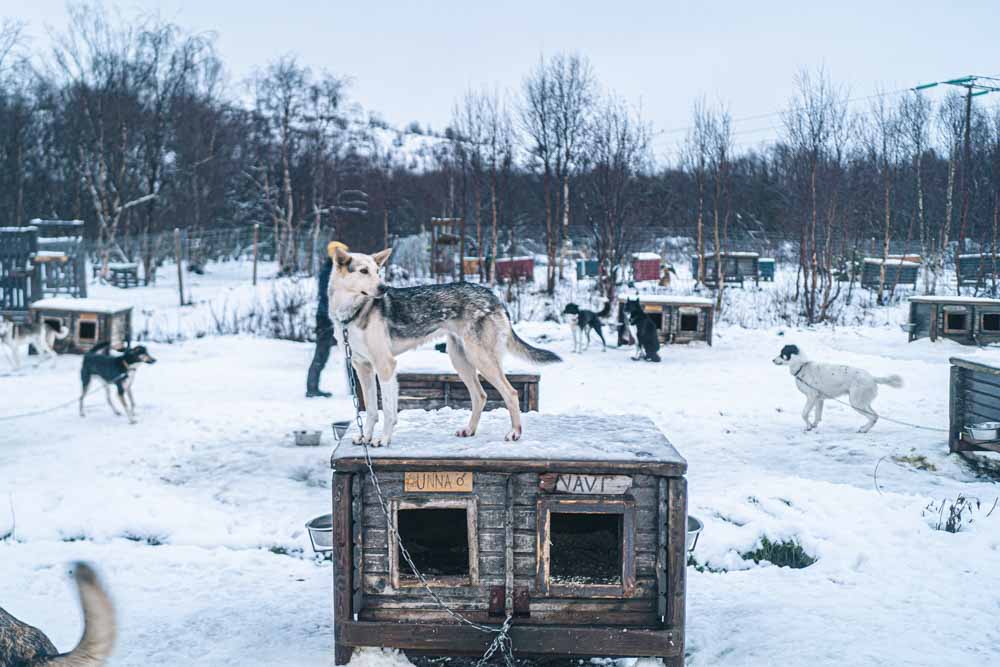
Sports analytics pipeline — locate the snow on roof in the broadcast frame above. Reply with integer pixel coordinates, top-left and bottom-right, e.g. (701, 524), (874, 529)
(32, 298), (132, 314)
(0, 226), (37, 232)
(959, 253), (999, 259)
(619, 293), (714, 306)
(909, 295), (1000, 304)
(690, 251), (760, 258)
(331, 410), (686, 468)
(35, 250), (67, 258)
(632, 252), (661, 261)
(38, 237), (83, 244)
(495, 256), (533, 262)
(759, 257), (776, 262)
(864, 258), (920, 267)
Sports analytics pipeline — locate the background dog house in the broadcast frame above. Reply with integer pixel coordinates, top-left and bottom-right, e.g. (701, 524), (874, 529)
(691, 252), (760, 287)
(948, 357), (1000, 455)
(494, 256), (534, 283)
(907, 296), (1000, 345)
(30, 298), (132, 354)
(330, 412), (688, 665)
(759, 257), (776, 281)
(631, 252), (661, 282)
(576, 258), (599, 280)
(31, 219), (88, 298)
(0, 226), (43, 323)
(618, 294), (714, 346)
(958, 253), (1000, 289)
(861, 257), (919, 290)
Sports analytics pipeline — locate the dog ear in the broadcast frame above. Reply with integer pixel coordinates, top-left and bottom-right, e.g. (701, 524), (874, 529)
(372, 248), (393, 268)
(334, 245), (352, 268)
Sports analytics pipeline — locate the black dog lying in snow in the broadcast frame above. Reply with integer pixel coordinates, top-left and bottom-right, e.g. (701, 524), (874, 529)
(79, 342), (157, 424)
(624, 298), (661, 362)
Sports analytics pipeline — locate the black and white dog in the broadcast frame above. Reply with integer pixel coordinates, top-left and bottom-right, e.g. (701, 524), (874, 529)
(623, 298), (661, 362)
(0, 318), (69, 369)
(562, 300), (610, 353)
(772, 344), (902, 432)
(79, 342), (157, 424)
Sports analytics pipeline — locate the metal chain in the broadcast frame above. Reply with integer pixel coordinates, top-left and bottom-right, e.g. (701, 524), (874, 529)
(339, 325), (515, 667)
(0, 371), (127, 421)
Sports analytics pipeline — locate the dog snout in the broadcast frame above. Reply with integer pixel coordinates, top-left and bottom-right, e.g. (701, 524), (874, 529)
(771, 356), (784, 365)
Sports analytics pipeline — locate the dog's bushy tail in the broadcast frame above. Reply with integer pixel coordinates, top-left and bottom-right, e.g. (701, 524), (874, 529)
(875, 374), (903, 389)
(596, 299), (611, 318)
(508, 329), (561, 364)
(46, 320), (70, 340)
(84, 342), (111, 356)
(45, 562), (116, 666)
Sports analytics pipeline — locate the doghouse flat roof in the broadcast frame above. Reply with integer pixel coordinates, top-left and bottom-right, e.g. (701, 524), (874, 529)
(909, 295), (1000, 305)
(620, 294), (714, 306)
(32, 298), (132, 314)
(331, 411), (687, 476)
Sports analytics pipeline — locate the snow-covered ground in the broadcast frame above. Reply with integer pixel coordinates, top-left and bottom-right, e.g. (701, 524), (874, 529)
(2, 261), (1000, 666)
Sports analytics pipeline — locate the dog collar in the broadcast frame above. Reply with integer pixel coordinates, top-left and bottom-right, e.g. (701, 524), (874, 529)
(793, 362), (809, 378)
(338, 298), (373, 327)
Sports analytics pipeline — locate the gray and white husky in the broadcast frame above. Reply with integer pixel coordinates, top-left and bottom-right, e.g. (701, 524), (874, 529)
(329, 247), (561, 445)
(0, 318), (69, 369)
(772, 344), (903, 433)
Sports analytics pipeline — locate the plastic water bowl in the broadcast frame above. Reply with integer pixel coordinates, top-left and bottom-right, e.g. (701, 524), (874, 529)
(306, 514), (334, 554)
(686, 515), (703, 553)
(966, 422), (1000, 441)
(294, 430), (322, 447)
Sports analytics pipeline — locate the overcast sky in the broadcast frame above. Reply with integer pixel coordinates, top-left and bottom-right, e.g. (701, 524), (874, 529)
(11, 1), (1000, 162)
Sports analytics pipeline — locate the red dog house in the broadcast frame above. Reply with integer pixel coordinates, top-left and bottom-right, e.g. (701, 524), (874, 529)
(632, 253), (661, 282)
(495, 256), (534, 282)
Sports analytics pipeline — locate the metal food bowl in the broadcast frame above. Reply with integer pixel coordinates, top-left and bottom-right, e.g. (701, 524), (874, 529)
(686, 515), (703, 553)
(294, 430), (322, 447)
(306, 514), (334, 554)
(966, 422), (1000, 441)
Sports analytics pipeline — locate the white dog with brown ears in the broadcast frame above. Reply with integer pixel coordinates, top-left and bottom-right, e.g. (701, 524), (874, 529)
(772, 344), (903, 433)
(329, 246), (561, 446)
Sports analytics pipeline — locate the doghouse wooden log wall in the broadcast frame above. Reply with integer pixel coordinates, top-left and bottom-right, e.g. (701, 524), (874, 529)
(330, 412), (688, 665)
(907, 296), (1000, 345)
(30, 298), (132, 354)
(618, 294), (714, 346)
(861, 257), (920, 290)
(949, 357), (1000, 454)
(355, 371), (540, 412)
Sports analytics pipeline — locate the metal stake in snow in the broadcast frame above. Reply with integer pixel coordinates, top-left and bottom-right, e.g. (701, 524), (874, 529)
(339, 325), (515, 667)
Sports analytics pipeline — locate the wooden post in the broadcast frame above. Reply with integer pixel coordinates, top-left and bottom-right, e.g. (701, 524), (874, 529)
(174, 228), (185, 306)
(252, 223), (259, 286)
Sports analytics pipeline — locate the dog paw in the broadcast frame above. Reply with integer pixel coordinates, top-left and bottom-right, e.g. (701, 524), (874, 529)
(504, 428), (522, 442)
(455, 428), (476, 437)
(373, 436), (390, 447)
(352, 434), (372, 445)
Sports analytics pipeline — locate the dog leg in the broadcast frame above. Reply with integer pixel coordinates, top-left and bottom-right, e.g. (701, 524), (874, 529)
(812, 399), (825, 429)
(801, 396), (817, 430)
(850, 386), (879, 433)
(467, 343), (522, 441)
(594, 323), (607, 351)
(447, 338), (487, 437)
(352, 360), (379, 444)
(80, 377), (91, 417)
(116, 386), (135, 424)
(103, 383), (122, 416)
(374, 360), (398, 447)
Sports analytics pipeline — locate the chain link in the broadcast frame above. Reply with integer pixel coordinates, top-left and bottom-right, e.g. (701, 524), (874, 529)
(339, 324), (515, 667)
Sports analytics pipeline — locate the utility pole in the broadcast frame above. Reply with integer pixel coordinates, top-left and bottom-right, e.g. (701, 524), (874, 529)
(913, 76), (1000, 293)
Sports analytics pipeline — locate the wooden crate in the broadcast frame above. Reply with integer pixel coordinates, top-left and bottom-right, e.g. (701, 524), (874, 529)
(907, 296), (1000, 345)
(950, 357), (1000, 455)
(330, 413), (688, 665)
(355, 371), (539, 413)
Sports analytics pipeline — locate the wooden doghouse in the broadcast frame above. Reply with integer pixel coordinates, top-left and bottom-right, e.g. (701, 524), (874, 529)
(861, 257), (919, 290)
(31, 219), (88, 298)
(759, 258), (776, 282)
(495, 256), (534, 282)
(330, 411), (688, 665)
(907, 296), (1000, 345)
(691, 252), (760, 287)
(0, 226), (43, 323)
(30, 298), (132, 354)
(958, 253), (1000, 288)
(576, 259), (599, 280)
(631, 253), (661, 282)
(618, 295), (714, 346)
(949, 357), (1000, 455)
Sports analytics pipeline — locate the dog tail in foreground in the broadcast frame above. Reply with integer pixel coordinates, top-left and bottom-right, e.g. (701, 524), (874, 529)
(875, 374), (904, 389)
(47, 563), (116, 666)
(508, 329), (562, 364)
(596, 299), (611, 318)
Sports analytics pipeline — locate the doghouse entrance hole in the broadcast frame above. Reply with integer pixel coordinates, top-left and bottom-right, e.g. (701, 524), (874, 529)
(78, 320), (97, 340)
(946, 312), (968, 332)
(983, 313), (1000, 332)
(549, 512), (622, 585)
(679, 313), (699, 332)
(397, 508), (470, 578)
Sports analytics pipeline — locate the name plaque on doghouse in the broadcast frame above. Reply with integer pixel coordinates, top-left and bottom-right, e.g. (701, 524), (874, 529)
(539, 473), (633, 495)
(403, 471), (473, 493)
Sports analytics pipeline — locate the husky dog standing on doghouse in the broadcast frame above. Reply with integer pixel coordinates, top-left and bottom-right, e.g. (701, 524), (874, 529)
(329, 246), (560, 445)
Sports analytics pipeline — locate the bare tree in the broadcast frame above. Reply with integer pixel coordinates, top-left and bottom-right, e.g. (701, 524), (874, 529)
(935, 92), (966, 293)
(520, 56), (558, 292)
(706, 103), (733, 311)
(900, 91), (933, 293)
(683, 98), (711, 285)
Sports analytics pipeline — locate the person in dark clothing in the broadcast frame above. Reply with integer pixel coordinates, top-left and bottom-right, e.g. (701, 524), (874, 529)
(306, 242), (345, 397)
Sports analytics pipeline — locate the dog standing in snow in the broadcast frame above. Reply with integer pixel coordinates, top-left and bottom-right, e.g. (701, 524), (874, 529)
(0, 562), (115, 666)
(0, 317), (69, 370)
(772, 344), (902, 432)
(562, 300), (609, 353)
(329, 246), (561, 445)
